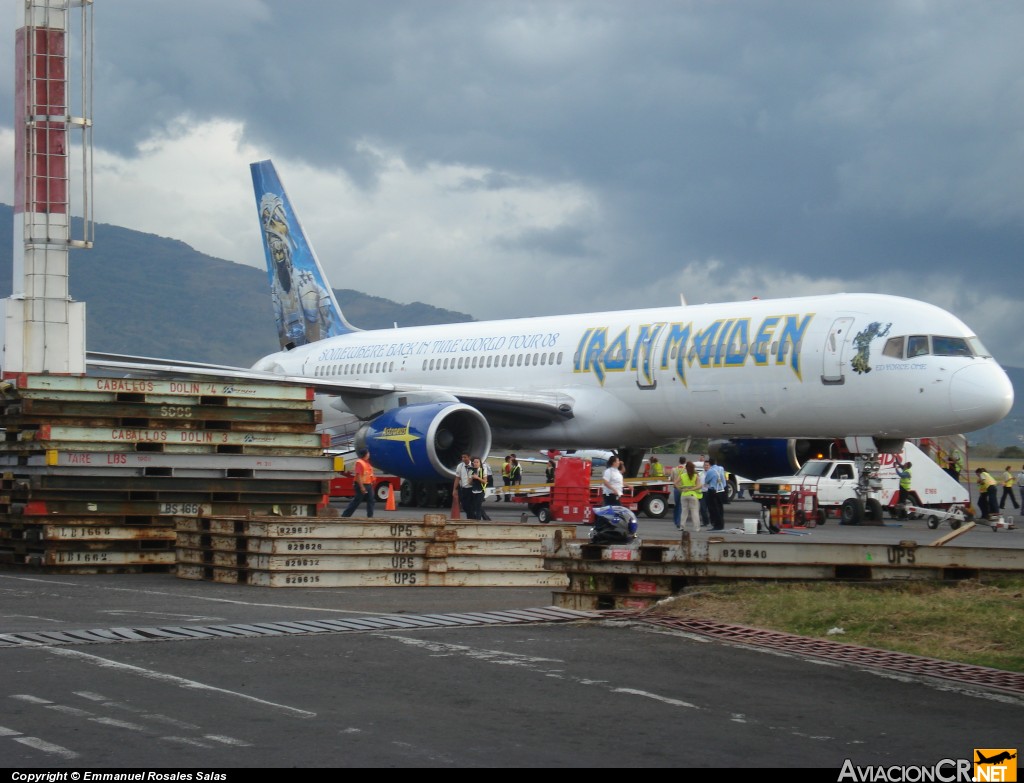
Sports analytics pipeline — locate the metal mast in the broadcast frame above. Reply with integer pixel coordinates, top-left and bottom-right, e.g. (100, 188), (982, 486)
(2, 0), (94, 376)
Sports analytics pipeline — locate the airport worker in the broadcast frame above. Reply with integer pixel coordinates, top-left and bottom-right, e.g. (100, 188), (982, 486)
(1000, 466), (1019, 510)
(895, 460), (913, 507)
(975, 468), (998, 519)
(677, 461), (704, 534)
(454, 453), (475, 517)
(946, 450), (964, 482)
(500, 455), (512, 501)
(470, 457), (490, 520)
(545, 459), (556, 483)
(699, 458), (712, 527)
(704, 458), (727, 531)
(342, 448), (376, 518)
(601, 455), (624, 506)
(669, 457), (687, 530)
(648, 455), (665, 478)
(509, 454), (523, 496)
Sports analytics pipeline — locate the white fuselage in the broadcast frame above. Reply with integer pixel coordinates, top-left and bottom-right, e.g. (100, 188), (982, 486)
(253, 293), (1013, 448)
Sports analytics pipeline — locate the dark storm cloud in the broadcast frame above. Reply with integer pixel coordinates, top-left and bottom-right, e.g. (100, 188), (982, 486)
(2, 0), (1022, 362)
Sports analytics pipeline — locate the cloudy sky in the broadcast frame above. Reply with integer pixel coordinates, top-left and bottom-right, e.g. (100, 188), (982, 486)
(2, 1), (1023, 366)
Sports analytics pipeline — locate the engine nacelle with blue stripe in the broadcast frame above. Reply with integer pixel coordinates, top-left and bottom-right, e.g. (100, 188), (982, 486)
(709, 438), (837, 480)
(355, 403), (492, 481)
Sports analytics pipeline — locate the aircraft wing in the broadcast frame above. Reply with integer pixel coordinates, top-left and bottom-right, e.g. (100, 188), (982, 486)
(85, 352), (575, 426)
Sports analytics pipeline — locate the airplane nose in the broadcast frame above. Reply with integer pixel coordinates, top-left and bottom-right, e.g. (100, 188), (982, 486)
(949, 362), (1014, 431)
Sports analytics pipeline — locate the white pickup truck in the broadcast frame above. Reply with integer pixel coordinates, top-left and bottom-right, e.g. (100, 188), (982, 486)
(751, 441), (968, 525)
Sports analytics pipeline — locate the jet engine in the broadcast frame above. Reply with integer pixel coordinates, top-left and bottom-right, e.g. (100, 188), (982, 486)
(709, 438), (838, 480)
(355, 402), (492, 481)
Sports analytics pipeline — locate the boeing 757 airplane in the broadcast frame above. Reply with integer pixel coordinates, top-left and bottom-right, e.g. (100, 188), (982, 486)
(88, 160), (1014, 483)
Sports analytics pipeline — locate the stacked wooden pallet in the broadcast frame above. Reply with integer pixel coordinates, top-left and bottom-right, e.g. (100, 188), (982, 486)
(546, 541), (684, 610)
(175, 513), (575, 587)
(0, 373), (335, 573)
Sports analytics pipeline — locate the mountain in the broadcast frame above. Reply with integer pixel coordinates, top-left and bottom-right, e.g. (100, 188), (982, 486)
(0, 205), (1019, 446)
(0, 204), (473, 366)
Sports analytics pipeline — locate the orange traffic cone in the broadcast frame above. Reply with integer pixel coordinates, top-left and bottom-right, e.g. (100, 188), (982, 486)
(385, 486), (396, 511)
(450, 491), (461, 519)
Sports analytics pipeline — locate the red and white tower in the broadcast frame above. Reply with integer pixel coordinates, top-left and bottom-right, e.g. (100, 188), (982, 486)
(2, 0), (93, 376)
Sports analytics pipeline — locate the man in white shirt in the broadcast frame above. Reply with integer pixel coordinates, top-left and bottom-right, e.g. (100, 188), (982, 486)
(453, 453), (475, 518)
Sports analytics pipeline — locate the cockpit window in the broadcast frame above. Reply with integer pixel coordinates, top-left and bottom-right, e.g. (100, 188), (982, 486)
(968, 337), (992, 358)
(907, 335), (929, 358)
(882, 337), (905, 359)
(880, 334), (983, 360)
(932, 336), (974, 357)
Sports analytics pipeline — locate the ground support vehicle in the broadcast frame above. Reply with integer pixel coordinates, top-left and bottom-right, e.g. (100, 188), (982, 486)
(513, 458), (672, 523)
(751, 440), (968, 526)
(903, 503), (1015, 532)
(329, 472), (402, 503)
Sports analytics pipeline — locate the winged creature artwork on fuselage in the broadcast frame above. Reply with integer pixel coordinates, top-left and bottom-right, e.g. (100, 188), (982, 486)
(89, 160), (1015, 484)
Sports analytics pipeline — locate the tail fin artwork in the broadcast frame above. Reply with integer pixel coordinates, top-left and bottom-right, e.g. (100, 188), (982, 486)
(250, 160), (357, 350)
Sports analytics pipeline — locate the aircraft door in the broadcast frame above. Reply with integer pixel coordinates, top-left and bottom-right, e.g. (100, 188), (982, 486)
(821, 317), (854, 385)
(635, 322), (666, 390)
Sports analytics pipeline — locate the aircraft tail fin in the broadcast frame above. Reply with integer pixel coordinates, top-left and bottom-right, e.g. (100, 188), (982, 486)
(250, 159), (357, 350)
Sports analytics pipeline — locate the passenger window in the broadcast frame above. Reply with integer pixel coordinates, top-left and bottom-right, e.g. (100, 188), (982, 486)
(907, 335), (929, 358)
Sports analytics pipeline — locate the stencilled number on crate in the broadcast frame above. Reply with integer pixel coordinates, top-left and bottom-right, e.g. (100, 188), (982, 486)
(57, 552), (111, 563)
(284, 574), (321, 585)
(392, 539), (418, 553)
(55, 526), (113, 538)
(389, 524), (414, 537)
(159, 405), (193, 418)
(159, 502), (205, 515)
(288, 505), (307, 516)
(284, 558), (320, 567)
(391, 572), (418, 585)
(285, 541), (322, 551)
(719, 548), (768, 560)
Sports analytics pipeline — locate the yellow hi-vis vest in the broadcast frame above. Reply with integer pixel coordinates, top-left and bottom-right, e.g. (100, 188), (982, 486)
(680, 472), (702, 498)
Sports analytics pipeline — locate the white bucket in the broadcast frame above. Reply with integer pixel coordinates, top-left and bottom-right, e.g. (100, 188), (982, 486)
(743, 518), (759, 535)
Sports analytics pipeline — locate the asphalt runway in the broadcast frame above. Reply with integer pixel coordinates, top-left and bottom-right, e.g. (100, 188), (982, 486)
(382, 494), (1024, 550)
(0, 497), (1021, 769)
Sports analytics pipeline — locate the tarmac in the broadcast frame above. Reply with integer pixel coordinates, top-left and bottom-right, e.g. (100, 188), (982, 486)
(0, 496), (1021, 769)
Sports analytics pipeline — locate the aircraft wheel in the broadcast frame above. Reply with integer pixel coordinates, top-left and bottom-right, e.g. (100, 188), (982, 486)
(536, 504), (551, 524)
(399, 480), (415, 507)
(926, 515), (940, 530)
(415, 482), (435, 508)
(440, 485), (454, 508)
(840, 497), (864, 525)
(642, 495), (668, 518)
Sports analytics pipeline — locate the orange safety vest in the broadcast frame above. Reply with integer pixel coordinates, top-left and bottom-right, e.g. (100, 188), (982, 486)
(355, 457), (375, 487)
